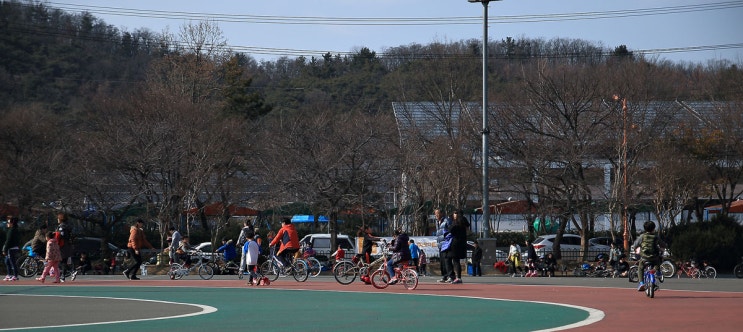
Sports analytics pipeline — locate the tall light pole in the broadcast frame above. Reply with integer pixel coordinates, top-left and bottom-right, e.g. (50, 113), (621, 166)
(469, 0), (500, 238)
(613, 94), (630, 253)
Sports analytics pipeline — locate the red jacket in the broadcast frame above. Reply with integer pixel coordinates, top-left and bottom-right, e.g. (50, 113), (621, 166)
(269, 223), (300, 254)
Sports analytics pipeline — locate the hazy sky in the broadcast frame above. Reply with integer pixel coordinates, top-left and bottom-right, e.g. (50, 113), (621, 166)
(48, 0), (743, 64)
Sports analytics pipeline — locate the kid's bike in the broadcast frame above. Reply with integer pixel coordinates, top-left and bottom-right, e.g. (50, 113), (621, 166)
(734, 256), (743, 279)
(259, 247), (309, 282)
(369, 254), (418, 290)
(638, 261), (659, 299)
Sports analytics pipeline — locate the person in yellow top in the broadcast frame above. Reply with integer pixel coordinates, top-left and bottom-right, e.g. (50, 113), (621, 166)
(123, 219), (153, 280)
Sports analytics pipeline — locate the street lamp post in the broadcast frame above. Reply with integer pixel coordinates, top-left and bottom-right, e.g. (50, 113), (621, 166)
(469, 0), (500, 238)
(613, 94), (630, 253)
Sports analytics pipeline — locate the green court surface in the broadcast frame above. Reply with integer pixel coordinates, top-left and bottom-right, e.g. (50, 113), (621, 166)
(0, 285), (592, 331)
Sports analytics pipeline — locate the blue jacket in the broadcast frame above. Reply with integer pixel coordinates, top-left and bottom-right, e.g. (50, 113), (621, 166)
(217, 240), (237, 261)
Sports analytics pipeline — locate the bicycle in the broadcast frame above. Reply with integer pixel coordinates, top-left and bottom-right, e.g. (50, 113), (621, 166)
(167, 250), (215, 280)
(333, 253), (387, 285)
(698, 260), (717, 279)
(369, 254), (418, 290)
(299, 245), (322, 278)
(675, 260), (701, 279)
(638, 261), (660, 299)
(259, 247), (309, 282)
(17, 246), (44, 278)
(734, 256), (743, 279)
(209, 254), (240, 276)
(628, 254), (664, 284)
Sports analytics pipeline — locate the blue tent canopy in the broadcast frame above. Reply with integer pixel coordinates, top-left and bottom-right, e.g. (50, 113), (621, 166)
(291, 215), (342, 223)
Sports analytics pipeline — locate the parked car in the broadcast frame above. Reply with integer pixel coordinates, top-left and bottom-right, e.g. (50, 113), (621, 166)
(588, 236), (624, 247)
(526, 234), (610, 261)
(300, 233), (356, 260)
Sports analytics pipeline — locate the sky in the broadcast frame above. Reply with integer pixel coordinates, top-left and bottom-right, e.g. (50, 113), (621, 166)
(46, 0), (743, 65)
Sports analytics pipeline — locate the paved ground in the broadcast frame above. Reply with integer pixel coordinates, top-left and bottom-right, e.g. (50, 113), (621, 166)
(0, 273), (741, 331)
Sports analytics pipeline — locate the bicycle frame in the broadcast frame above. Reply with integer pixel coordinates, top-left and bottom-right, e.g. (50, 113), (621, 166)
(642, 263), (658, 298)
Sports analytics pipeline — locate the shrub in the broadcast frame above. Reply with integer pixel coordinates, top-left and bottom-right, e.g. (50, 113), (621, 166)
(667, 215), (743, 268)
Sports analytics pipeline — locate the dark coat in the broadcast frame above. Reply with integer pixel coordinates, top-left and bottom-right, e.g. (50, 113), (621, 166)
(448, 223), (468, 260)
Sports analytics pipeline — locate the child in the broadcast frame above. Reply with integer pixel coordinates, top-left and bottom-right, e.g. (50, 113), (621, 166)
(37, 231), (62, 283)
(631, 221), (665, 290)
(243, 232), (260, 286)
(418, 249), (428, 277)
(330, 244), (345, 264)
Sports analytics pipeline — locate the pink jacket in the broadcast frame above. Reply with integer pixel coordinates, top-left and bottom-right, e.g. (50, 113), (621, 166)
(46, 238), (62, 262)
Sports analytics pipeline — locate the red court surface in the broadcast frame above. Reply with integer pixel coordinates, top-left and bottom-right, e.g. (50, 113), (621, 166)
(1, 275), (741, 331)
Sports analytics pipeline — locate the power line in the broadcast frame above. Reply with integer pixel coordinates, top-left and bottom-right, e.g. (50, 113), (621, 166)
(46, 1), (743, 25)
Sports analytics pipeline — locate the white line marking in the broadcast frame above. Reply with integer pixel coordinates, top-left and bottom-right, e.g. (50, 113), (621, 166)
(0, 294), (217, 331)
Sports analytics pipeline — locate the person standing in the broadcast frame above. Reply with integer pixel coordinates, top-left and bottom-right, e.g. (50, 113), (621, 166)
(55, 213), (74, 282)
(2, 216), (21, 281)
(359, 226), (380, 264)
(509, 240), (524, 277)
(37, 231), (62, 283)
(243, 232), (260, 285)
(608, 242), (622, 270)
(434, 209), (452, 281)
(443, 210), (468, 284)
(123, 219), (153, 280)
(418, 249), (428, 277)
(268, 218), (300, 269)
(471, 240), (483, 277)
(525, 239), (539, 277)
(168, 227), (181, 264)
(237, 220), (255, 277)
(409, 239), (420, 273)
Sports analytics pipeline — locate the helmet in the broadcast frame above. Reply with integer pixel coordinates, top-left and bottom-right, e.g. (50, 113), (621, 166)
(581, 263), (591, 270)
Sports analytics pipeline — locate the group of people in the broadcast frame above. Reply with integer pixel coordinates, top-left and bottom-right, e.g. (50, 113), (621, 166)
(435, 209), (471, 284)
(3, 213), (75, 283)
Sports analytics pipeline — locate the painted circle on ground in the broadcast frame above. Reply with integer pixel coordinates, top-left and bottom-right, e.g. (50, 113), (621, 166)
(0, 286), (598, 331)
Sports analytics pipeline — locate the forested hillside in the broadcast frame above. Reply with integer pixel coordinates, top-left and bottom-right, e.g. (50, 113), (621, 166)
(1, 0), (741, 254)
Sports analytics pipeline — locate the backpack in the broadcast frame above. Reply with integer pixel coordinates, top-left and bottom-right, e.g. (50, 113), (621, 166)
(640, 233), (658, 259)
(54, 231), (65, 247)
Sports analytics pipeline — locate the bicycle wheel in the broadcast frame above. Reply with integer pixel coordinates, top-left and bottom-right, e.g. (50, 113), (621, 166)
(333, 261), (357, 285)
(690, 269), (700, 279)
(628, 266), (638, 282)
(370, 269), (390, 289)
(198, 263), (214, 280)
(306, 257), (322, 277)
(17, 256), (40, 278)
(703, 266), (717, 279)
(660, 261), (675, 278)
(734, 264), (743, 279)
(401, 269), (418, 290)
(292, 260), (309, 282)
(168, 264), (184, 280)
(261, 261), (279, 281)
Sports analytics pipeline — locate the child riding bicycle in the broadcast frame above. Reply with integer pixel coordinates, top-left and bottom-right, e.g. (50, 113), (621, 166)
(385, 229), (411, 285)
(631, 221), (666, 291)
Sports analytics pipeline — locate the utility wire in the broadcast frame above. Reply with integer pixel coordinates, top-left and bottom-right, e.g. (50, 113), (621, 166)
(45, 1), (743, 25)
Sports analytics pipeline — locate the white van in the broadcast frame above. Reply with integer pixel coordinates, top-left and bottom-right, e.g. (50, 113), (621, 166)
(300, 233), (356, 259)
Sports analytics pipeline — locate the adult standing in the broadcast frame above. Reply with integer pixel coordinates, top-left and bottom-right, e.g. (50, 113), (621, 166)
(123, 219), (153, 280)
(268, 218), (300, 269)
(55, 213), (74, 282)
(359, 226), (380, 264)
(2, 216), (21, 281)
(434, 208), (452, 281)
(443, 210), (468, 284)
(471, 240), (483, 277)
(168, 227), (181, 264)
(525, 239), (538, 277)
